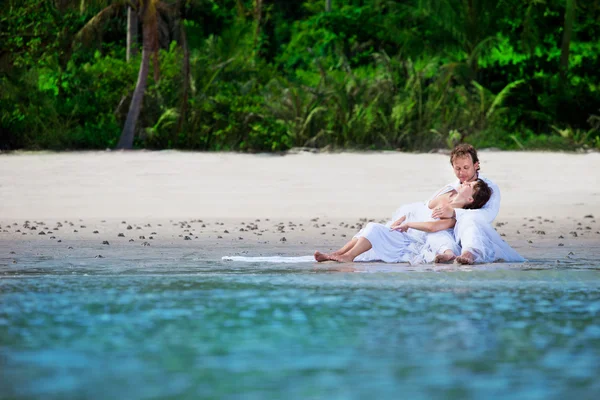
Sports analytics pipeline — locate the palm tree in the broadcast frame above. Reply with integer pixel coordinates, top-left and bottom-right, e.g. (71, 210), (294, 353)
(76, 0), (188, 149)
(117, 0), (160, 149)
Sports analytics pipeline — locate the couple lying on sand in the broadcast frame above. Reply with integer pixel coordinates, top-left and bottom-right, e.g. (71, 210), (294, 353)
(315, 144), (525, 265)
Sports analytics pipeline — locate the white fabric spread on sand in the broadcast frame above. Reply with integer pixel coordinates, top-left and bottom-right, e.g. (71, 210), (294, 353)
(222, 256), (315, 263)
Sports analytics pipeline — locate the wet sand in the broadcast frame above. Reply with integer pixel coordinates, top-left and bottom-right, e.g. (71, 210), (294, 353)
(1, 150), (599, 268)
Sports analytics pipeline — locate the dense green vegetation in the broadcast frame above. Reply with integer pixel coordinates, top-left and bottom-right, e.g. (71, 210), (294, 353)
(1, 0), (599, 151)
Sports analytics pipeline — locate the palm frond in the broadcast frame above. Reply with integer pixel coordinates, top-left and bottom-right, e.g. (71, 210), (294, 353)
(74, 3), (124, 47)
(486, 79), (525, 119)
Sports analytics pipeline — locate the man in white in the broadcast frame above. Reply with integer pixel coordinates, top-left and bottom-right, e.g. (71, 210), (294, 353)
(431, 144), (524, 264)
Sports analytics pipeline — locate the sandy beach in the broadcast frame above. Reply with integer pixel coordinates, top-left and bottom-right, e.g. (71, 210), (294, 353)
(1, 150), (599, 266)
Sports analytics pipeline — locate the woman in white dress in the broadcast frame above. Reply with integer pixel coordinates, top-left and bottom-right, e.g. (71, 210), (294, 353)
(314, 179), (492, 264)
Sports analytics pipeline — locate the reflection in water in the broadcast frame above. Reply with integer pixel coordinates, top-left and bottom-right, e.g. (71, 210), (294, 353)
(1, 261), (600, 399)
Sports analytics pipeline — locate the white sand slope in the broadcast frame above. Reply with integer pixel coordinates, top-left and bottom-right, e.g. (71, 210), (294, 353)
(0, 150), (598, 220)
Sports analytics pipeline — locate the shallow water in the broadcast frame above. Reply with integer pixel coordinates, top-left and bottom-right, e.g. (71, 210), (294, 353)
(2, 257), (600, 399)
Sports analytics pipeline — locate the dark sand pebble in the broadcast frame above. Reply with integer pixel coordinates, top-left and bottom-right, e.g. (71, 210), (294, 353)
(93, 230), (99, 234)
(584, 214), (594, 218)
(559, 235), (564, 239)
(139, 236), (145, 239)
(127, 225), (133, 230)
(558, 243), (564, 246)
(218, 236), (223, 239)
(528, 240), (533, 243)
(118, 233), (125, 237)
(280, 237), (287, 242)
(102, 241), (110, 245)
(149, 236), (154, 240)
(184, 236), (191, 240)
(95, 255), (104, 258)
(57, 240), (62, 242)
(10, 251), (15, 254)
(68, 246), (73, 249)
(142, 242), (150, 246)
(38, 232), (46, 235)
(129, 239), (134, 242)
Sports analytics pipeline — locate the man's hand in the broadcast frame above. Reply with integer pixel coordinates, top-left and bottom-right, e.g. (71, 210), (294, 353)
(431, 204), (455, 219)
(390, 216), (406, 230)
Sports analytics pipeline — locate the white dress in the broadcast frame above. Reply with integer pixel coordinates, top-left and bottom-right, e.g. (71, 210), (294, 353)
(353, 198), (460, 264)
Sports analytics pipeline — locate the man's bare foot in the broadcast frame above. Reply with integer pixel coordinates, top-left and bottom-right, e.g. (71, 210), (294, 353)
(434, 250), (456, 264)
(314, 251), (330, 262)
(330, 254), (355, 263)
(455, 251), (475, 265)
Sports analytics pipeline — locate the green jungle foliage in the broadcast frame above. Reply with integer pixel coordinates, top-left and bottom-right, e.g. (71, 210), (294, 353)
(1, 0), (599, 151)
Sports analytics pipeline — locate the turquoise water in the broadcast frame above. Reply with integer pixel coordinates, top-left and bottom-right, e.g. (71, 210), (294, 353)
(2, 261), (600, 399)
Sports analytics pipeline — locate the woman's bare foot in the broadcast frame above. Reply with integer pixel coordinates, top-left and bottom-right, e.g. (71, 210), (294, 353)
(434, 250), (456, 264)
(314, 251), (330, 262)
(330, 254), (355, 263)
(455, 251), (475, 265)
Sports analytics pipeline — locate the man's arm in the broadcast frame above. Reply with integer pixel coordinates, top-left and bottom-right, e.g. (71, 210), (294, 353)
(394, 218), (456, 233)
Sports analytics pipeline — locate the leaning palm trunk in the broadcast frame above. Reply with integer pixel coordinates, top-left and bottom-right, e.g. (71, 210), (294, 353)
(117, 22), (153, 149)
(117, 46), (149, 149)
(117, 1), (159, 149)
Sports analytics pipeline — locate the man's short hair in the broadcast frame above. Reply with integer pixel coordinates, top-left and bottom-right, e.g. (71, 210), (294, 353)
(450, 144), (480, 171)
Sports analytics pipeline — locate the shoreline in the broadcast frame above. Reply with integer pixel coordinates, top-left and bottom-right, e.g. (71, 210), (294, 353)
(1, 151), (599, 266)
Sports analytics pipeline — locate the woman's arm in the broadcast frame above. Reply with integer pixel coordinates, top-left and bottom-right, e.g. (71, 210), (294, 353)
(394, 218), (456, 233)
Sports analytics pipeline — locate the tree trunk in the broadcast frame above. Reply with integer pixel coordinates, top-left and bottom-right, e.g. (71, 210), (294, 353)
(253, 0), (262, 48)
(175, 20), (190, 143)
(117, 36), (150, 149)
(559, 0), (576, 82)
(326, 0), (332, 12)
(126, 6), (139, 62)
